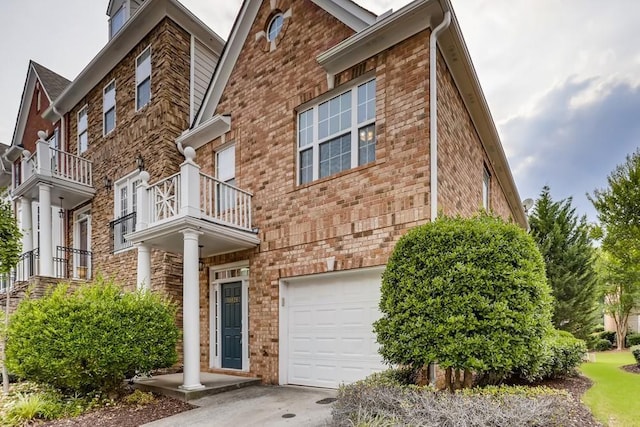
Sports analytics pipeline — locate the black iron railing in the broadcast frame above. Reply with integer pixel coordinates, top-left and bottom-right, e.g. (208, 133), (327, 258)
(55, 246), (92, 280)
(15, 248), (39, 280)
(110, 212), (136, 252)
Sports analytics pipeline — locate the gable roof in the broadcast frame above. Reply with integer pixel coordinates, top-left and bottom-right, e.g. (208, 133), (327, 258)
(191, 0), (376, 128)
(9, 61), (70, 149)
(31, 61), (71, 102)
(44, 0), (224, 120)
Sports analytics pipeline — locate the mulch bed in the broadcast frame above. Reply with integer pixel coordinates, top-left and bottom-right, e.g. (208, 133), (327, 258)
(41, 395), (195, 427)
(621, 364), (640, 374)
(535, 375), (602, 427)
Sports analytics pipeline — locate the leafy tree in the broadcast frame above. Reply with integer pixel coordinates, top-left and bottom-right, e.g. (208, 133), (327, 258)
(528, 186), (598, 339)
(0, 190), (21, 394)
(374, 215), (553, 391)
(589, 150), (640, 349)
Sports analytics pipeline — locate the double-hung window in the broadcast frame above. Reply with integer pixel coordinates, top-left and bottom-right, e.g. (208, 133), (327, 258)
(216, 145), (236, 212)
(298, 79), (376, 184)
(111, 174), (140, 252)
(136, 47), (151, 110)
(103, 81), (116, 135)
(482, 165), (491, 210)
(77, 106), (88, 154)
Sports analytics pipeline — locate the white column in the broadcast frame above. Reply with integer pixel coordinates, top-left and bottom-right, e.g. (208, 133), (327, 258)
(136, 171), (150, 230)
(20, 198), (33, 252)
(180, 228), (204, 390)
(38, 184), (53, 277)
(136, 243), (151, 291)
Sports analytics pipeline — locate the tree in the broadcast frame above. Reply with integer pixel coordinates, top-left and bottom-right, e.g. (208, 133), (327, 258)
(374, 215), (553, 391)
(589, 150), (640, 349)
(528, 186), (599, 339)
(594, 249), (640, 350)
(0, 190), (21, 394)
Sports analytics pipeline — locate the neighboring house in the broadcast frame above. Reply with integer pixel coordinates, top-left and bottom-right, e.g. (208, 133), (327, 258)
(1, 1), (223, 332)
(605, 311), (640, 335)
(124, 0), (527, 390)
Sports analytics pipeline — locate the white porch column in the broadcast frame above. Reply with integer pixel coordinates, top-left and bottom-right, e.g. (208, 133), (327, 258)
(38, 184), (53, 277)
(136, 243), (151, 291)
(136, 171), (150, 230)
(20, 198), (33, 253)
(180, 228), (204, 390)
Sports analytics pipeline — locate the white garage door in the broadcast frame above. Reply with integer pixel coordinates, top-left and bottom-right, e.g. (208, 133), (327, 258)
(285, 269), (386, 388)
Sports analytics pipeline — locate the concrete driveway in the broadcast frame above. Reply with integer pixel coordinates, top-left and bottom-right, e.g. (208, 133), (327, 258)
(142, 385), (337, 427)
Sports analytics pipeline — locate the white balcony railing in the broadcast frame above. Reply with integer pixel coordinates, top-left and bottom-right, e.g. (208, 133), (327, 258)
(136, 147), (253, 233)
(150, 172), (181, 223)
(50, 147), (93, 186)
(200, 173), (252, 230)
(17, 135), (93, 189)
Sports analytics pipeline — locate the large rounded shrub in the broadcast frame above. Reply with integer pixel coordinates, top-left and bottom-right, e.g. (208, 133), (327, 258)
(374, 215), (553, 388)
(6, 277), (179, 394)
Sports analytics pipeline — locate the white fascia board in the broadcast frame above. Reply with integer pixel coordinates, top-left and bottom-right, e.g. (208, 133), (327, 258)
(44, 0), (224, 120)
(310, 0), (376, 31)
(176, 114), (231, 150)
(317, 0), (441, 75)
(11, 67), (37, 148)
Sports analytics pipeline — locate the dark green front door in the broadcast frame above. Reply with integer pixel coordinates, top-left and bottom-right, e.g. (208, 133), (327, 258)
(222, 282), (242, 369)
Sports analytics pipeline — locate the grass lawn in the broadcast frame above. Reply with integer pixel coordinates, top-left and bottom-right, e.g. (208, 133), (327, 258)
(580, 350), (640, 426)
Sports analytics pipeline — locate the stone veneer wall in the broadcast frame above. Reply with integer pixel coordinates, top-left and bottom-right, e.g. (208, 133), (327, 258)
(193, 0), (521, 384)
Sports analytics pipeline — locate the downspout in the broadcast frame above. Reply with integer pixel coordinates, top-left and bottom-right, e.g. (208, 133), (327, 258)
(429, 11), (451, 221)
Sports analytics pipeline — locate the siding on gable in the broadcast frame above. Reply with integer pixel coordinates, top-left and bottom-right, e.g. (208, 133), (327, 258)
(130, 0), (144, 16)
(191, 38), (218, 121)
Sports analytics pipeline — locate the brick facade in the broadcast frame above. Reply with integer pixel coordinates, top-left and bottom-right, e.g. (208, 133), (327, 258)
(64, 18), (190, 304)
(194, 0), (521, 384)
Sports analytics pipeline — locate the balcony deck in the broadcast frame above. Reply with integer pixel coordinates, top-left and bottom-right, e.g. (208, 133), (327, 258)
(12, 138), (94, 207)
(126, 150), (259, 257)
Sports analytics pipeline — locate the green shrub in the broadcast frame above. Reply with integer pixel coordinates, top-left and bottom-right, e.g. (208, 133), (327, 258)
(599, 330), (616, 345)
(594, 338), (612, 352)
(5, 393), (62, 425)
(592, 324), (605, 333)
(632, 346), (640, 366)
(374, 215), (553, 390)
(626, 332), (640, 347)
(515, 330), (586, 382)
(124, 389), (156, 406)
(6, 277), (179, 394)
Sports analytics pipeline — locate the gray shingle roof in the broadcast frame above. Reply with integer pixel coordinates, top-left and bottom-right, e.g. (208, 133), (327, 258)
(31, 61), (71, 101)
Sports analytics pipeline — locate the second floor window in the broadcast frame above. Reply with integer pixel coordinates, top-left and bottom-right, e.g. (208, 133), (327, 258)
(482, 165), (491, 210)
(112, 174), (140, 252)
(136, 47), (151, 110)
(297, 79), (376, 184)
(103, 81), (116, 135)
(78, 106), (88, 154)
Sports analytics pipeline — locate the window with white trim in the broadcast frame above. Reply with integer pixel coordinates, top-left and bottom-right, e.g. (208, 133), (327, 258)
(110, 5), (126, 39)
(136, 47), (151, 110)
(77, 106), (88, 154)
(297, 79), (376, 184)
(482, 165), (491, 210)
(216, 145), (236, 211)
(103, 81), (116, 135)
(112, 173), (140, 252)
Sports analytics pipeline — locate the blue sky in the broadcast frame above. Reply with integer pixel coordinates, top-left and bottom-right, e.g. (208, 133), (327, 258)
(1, 0), (639, 223)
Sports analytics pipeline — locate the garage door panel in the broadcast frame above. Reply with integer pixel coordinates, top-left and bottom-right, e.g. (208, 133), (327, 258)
(286, 272), (386, 388)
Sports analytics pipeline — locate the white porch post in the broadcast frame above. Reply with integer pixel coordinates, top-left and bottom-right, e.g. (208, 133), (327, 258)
(135, 171), (152, 291)
(136, 243), (151, 291)
(20, 198), (33, 253)
(38, 184), (53, 277)
(180, 228), (204, 390)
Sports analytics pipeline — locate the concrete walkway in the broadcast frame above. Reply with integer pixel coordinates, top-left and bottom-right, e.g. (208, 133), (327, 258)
(143, 385), (337, 427)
